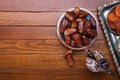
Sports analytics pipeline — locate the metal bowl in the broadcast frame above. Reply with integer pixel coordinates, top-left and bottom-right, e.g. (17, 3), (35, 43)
(105, 4), (120, 36)
(57, 7), (98, 50)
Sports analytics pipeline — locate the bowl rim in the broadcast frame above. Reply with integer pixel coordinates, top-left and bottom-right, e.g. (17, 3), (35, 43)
(57, 7), (99, 50)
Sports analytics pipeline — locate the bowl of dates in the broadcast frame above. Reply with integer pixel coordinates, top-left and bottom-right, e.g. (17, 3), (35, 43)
(57, 7), (98, 50)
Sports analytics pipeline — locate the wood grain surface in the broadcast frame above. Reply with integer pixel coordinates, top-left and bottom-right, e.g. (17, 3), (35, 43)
(0, 0), (113, 11)
(0, 0), (119, 80)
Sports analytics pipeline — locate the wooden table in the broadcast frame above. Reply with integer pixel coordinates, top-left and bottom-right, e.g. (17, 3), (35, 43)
(0, 0), (119, 80)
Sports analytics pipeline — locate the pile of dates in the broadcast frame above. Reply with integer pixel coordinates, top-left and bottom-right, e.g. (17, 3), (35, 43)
(60, 7), (97, 48)
(107, 5), (120, 35)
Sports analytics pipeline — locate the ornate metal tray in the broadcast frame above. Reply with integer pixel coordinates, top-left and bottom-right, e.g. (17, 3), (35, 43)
(98, 0), (120, 75)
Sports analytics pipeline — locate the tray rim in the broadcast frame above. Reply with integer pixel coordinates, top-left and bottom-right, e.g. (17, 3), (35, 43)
(98, 0), (120, 75)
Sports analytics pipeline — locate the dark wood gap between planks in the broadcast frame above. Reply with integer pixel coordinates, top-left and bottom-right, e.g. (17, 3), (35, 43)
(0, 68), (93, 70)
(0, 25), (57, 27)
(0, 52), (111, 56)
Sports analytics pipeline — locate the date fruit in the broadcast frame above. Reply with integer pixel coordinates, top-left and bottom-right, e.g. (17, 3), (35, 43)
(80, 11), (89, 17)
(71, 40), (75, 47)
(64, 50), (75, 67)
(65, 11), (75, 21)
(65, 35), (71, 46)
(71, 21), (78, 28)
(74, 7), (80, 17)
(64, 49), (73, 58)
(82, 35), (90, 45)
(85, 20), (92, 29)
(67, 55), (75, 67)
(76, 18), (87, 22)
(64, 28), (77, 36)
(90, 17), (96, 29)
(60, 18), (69, 33)
(78, 21), (84, 33)
(72, 33), (82, 47)
(87, 29), (97, 38)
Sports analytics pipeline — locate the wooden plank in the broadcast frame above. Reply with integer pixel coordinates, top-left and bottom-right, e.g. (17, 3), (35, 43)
(0, 26), (104, 40)
(0, 27), (56, 39)
(0, 54), (116, 69)
(0, 12), (62, 26)
(0, 12), (99, 26)
(0, 69), (119, 80)
(0, 0), (113, 11)
(0, 40), (110, 55)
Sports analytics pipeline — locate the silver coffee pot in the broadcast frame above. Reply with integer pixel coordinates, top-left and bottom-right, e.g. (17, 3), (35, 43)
(86, 49), (115, 77)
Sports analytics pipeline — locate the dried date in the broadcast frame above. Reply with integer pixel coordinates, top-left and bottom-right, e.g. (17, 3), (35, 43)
(65, 35), (71, 46)
(60, 18), (69, 33)
(64, 50), (75, 67)
(71, 40), (75, 47)
(64, 28), (77, 36)
(72, 33), (82, 47)
(90, 17), (96, 29)
(85, 20), (92, 29)
(71, 21), (78, 28)
(67, 55), (75, 67)
(82, 35), (90, 46)
(74, 7), (80, 17)
(65, 11), (75, 21)
(76, 18), (87, 22)
(87, 29), (97, 38)
(80, 11), (89, 17)
(78, 21), (84, 33)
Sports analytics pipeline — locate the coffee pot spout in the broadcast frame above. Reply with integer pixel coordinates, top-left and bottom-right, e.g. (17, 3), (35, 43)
(107, 69), (115, 77)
